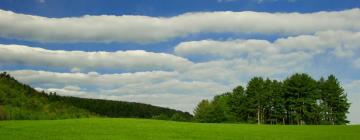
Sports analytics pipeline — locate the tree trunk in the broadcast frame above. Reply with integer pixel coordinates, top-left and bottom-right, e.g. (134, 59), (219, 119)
(257, 107), (260, 125)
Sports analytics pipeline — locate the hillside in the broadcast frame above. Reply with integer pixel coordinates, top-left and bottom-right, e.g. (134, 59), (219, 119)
(0, 118), (359, 140)
(0, 72), (192, 120)
(0, 72), (92, 119)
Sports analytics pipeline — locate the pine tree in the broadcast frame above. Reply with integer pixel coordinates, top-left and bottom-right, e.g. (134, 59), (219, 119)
(246, 77), (266, 124)
(228, 86), (248, 122)
(320, 75), (350, 124)
(283, 73), (318, 125)
(267, 80), (286, 124)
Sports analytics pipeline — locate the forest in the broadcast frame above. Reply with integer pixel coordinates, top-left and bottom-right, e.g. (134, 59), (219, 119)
(194, 73), (350, 125)
(0, 72), (191, 121)
(0, 72), (350, 125)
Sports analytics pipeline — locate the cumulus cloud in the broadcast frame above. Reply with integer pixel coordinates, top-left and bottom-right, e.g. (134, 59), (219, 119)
(175, 39), (278, 58)
(0, 9), (359, 43)
(8, 70), (179, 89)
(0, 44), (192, 71)
(175, 30), (360, 60)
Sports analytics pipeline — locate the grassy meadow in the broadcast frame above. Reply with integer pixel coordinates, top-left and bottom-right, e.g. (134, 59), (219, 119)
(0, 118), (359, 140)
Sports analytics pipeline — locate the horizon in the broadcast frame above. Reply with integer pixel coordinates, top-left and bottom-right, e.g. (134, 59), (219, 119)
(0, 0), (359, 124)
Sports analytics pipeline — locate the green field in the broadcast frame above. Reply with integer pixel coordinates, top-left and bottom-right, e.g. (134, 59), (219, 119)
(0, 118), (359, 140)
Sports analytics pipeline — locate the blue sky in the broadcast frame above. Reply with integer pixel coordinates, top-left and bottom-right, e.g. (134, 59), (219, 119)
(0, 0), (359, 123)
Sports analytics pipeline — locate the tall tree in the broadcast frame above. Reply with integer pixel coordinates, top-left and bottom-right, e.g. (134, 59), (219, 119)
(320, 75), (350, 124)
(213, 92), (235, 122)
(283, 73), (318, 125)
(246, 77), (266, 125)
(193, 73), (350, 125)
(266, 80), (286, 124)
(228, 86), (248, 122)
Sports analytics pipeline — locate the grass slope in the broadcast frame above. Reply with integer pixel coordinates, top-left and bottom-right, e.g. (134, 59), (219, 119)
(0, 118), (359, 140)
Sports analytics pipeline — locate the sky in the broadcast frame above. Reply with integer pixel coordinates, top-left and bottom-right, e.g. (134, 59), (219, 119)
(0, 0), (359, 123)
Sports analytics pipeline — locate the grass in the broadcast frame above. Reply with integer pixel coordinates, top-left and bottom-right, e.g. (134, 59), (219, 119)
(0, 118), (359, 140)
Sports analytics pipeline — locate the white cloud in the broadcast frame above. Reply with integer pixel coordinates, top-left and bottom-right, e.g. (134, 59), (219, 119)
(175, 30), (360, 60)
(0, 44), (192, 71)
(8, 70), (179, 89)
(0, 9), (359, 43)
(175, 39), (278, 58)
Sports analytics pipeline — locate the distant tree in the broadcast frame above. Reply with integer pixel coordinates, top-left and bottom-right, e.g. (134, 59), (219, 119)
(264, 79), (286, 124)
(228, 86), (248, 122)
(151, 114), (170, 120)
(194, 100), (212, 122)
(212, 92), (236, 122)
(170, 113), (184, 121)
(194, 73), (350, 125)
(0, 73), (192, 121)
(283, 73), (319, 125)
(319, 75), (350, 124)
(246, 77), (266, 125)
(193, 99), (226, 123)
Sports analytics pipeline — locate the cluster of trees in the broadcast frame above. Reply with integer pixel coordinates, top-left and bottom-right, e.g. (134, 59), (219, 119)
(0, 72), (192, 121)
(194, 73), (350, 125)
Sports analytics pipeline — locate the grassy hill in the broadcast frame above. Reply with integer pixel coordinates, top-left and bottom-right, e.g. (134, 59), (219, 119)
(0, 118), (359, 140)
(0, 72), (192, 120)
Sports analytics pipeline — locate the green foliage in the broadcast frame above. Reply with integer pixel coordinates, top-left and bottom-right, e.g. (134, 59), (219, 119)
(283, 73), (319, 124)
(193, 99), (226, 123)
(229, 86), (248, 122)
(0, 105), (6, 120)
(0, 72), (92, 120)
(0, 72), (192, 121)
(51, 95), (192, 121)
(194, 73), (350, 125)
(152, 114), (171, 120)
(318, 75), (350, 124)
(171, 113), (191, 122)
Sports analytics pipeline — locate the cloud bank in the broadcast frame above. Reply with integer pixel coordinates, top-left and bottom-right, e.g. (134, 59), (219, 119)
(0, 44), (192, 72)
(0, 9), (360, 43)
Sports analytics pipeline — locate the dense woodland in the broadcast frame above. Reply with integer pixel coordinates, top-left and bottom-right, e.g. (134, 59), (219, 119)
(0, 72), (191, 121)
(194, 73), (350, 125)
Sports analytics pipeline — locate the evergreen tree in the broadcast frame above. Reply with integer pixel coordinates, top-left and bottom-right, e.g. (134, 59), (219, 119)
(213, 92), (235, 122)
(229, 86), (248, 122)
(320, 75), (350, 124)
(283, 73), (319, 125)
(266, 80), (286, 124)
(194, 73), (350, 125)
(246, 77), (266, 124)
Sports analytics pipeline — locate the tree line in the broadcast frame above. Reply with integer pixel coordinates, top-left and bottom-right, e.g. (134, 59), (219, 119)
(0, 72), (192, 121)
(194, 73), (350, 125)
(48, 93), (192, 121)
